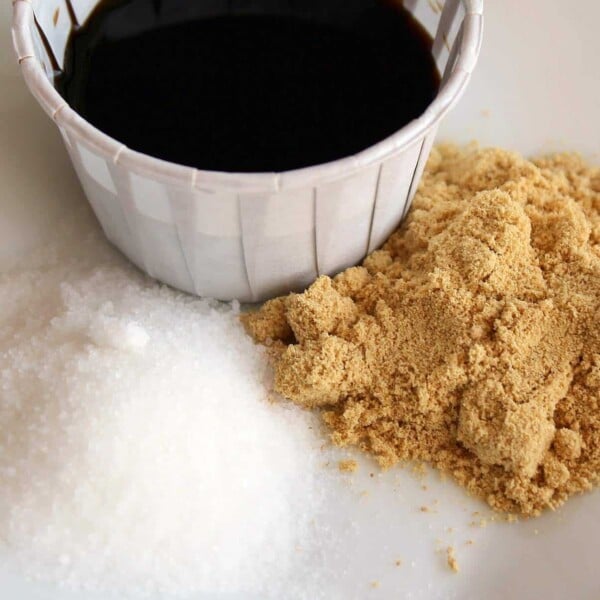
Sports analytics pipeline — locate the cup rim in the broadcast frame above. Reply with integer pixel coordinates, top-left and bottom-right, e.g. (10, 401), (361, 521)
(12, 0), (483, 194)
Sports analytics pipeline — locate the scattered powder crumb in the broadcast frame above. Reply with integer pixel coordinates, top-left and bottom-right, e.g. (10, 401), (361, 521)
(244, 145), (600, 517)
(469, 519), (489, 529)
(395, 559), (402, 567)
(0, 209), (331, 598)
(339, 459), (359, 473)
(371, 580), (380, 589)
(465, 540), (474, 546)
(447, 547), (460, 573)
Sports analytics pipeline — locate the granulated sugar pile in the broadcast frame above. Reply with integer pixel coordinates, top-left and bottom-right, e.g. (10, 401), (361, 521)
(0, 209), (328, 597)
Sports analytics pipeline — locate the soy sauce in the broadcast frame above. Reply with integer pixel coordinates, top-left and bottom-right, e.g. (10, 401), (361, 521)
(57, 0), (440, 172)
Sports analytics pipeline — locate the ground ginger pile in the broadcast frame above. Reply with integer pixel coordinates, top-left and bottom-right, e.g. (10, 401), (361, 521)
(243, 146), (600, 516)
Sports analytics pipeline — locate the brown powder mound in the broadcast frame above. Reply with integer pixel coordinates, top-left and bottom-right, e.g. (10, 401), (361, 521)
(243, 146), (600, 516)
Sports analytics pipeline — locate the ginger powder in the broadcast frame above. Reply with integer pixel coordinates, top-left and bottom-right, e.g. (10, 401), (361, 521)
(243, 145), (600, 517)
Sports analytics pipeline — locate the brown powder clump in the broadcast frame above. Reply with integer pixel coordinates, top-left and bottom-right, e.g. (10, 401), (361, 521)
(338, 459), (359, 473)
(242, 146), (600, 516)
(446, 547), (459, 573)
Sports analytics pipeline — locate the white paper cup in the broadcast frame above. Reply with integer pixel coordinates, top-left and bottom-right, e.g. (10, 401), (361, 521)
(12, 0), (483, 302)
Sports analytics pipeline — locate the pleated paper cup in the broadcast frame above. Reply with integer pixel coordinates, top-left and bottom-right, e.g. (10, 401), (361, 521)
(12, 0), (483, 302)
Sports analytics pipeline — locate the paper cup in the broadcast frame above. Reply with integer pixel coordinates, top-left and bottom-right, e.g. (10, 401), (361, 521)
(12, 0), (483, 302)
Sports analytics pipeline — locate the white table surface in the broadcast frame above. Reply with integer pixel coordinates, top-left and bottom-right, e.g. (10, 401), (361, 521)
(1, 1), (599, 599)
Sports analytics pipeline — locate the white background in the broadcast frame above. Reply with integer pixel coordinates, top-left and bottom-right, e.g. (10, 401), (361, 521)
(1, 1), (599, 599)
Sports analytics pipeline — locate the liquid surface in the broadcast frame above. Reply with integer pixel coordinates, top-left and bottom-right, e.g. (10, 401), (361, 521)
(57, 0), (440, 173)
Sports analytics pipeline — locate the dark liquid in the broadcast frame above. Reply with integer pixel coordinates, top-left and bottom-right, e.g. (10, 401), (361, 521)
(57, 0), (440, 172)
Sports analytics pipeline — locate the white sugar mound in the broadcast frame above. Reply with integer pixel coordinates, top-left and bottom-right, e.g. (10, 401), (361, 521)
(0, 209), (327, 598)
